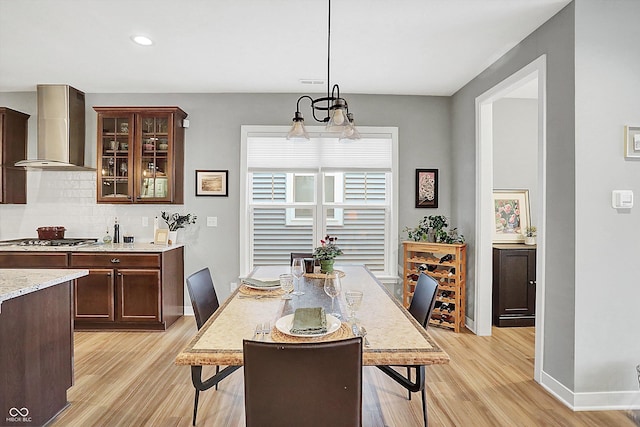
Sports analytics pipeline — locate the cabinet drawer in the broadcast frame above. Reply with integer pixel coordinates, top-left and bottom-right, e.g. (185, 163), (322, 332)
(70, 253), (161, 268)
(0, 252), (69, 268)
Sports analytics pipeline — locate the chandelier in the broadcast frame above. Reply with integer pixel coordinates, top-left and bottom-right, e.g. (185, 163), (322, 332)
(287, 0), (360, 141)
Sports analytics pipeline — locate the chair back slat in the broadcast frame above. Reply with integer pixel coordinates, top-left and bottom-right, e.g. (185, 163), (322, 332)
(408, 272), (439, 328)
(243, 337), (363, 427)
(186, 267), (220, 330)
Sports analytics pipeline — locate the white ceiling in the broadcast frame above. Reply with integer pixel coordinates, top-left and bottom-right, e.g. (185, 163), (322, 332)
(0, 0), (570, 96)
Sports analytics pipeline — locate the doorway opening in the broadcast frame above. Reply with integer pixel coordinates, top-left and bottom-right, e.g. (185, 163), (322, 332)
(474, 55), (547, 382)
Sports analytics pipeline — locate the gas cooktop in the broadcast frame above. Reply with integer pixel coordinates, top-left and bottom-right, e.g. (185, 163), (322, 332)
(0, 238), (98, 247)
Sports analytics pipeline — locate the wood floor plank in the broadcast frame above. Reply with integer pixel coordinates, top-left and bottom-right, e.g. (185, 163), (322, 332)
(50, 317), (635, 426)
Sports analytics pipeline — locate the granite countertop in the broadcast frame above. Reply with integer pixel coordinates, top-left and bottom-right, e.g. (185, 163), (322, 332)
(0, 242), (184, 253)
(0, 268), (89, 306)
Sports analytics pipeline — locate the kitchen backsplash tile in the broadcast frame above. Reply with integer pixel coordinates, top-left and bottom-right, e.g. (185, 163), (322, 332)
(0, 170), (168, 241)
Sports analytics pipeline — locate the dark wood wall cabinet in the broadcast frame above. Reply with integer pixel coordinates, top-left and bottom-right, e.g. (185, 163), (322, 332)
(0, 247), (184, 331)
(492, 244), (536, 327)
(0, 107), (29, 204)
(94, 106), (187, 204)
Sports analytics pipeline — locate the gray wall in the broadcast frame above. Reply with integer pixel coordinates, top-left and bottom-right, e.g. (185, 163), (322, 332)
(493, 98), (539, 223)
(451, 2), (576, 389)
(574, 0), (640, 393)
(0, 92), (451, 305)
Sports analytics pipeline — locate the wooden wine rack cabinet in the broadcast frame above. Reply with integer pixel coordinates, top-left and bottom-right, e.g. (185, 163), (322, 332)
(402, 241), (466, 332)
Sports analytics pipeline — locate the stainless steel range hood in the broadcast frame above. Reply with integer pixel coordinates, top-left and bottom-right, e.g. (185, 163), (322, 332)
(15, 84), (94, 170)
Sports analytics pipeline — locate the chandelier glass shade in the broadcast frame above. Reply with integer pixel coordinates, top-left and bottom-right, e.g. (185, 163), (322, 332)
(287, 0), (359, 141)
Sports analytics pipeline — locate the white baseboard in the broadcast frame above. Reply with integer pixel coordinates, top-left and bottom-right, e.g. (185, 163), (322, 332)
(465, 316), (475, 333)
(184, 306), (194, 316)
(540, 370), (640, 411)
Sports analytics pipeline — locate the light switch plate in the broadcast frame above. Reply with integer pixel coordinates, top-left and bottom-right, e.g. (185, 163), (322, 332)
(207, 216), (218, 227)
(612, 190), (633, 209)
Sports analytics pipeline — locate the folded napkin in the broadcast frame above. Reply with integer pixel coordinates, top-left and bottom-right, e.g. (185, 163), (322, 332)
(242, 277), (281, 288)
(290, 307), (328, 335)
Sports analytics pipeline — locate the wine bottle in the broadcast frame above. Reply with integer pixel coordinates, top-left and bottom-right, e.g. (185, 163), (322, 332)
(113, 217), (120, 243)
(439, 254), (453, 264)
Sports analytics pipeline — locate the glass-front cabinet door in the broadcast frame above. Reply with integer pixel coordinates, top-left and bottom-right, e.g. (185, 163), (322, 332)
(94, 107), (186, 204)
(136, 113), (172, 202)
(97, 113), (134, 201)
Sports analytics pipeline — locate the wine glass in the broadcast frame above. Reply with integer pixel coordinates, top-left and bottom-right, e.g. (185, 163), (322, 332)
(291, 258), (305, 296)
(279, 274), (294, 300)
(345, 290), (363, 323)
(324, 271), (342, 318)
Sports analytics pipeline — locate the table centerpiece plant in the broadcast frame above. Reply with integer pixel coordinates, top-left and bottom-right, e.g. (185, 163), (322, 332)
(313, 234), (344, 273)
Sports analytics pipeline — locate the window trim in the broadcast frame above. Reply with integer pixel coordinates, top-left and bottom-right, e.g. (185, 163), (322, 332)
(240, 126), (399, 278)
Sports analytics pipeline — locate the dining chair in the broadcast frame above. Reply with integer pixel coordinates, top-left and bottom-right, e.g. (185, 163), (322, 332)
(186, 267), (238, 426)
(376, 272), (438, 427)
(243, 337), (363, 427)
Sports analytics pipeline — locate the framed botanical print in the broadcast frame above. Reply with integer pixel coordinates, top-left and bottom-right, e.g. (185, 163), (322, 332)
(415, 169), (438, 208)
(492, 189), (530, 243)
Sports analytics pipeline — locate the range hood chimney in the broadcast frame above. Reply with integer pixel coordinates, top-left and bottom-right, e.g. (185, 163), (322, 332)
(15, 84), (94, 170)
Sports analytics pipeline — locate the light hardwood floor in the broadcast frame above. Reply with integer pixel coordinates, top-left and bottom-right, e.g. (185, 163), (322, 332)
(51, 317), (635, 426)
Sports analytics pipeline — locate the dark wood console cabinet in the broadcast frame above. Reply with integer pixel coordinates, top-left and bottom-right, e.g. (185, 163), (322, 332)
(492, 244), (536, 327)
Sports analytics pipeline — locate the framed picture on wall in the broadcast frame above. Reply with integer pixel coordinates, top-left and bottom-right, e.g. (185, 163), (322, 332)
(415, 169), (438, 208)
(624, 125), (640, 159)
(492, 189), (530, 243)
(196, 170), (229, 196)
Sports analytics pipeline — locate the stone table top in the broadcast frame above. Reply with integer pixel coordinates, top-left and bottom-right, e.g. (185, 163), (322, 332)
(175, 265), (450, 367)
(0, 268), (89, 307)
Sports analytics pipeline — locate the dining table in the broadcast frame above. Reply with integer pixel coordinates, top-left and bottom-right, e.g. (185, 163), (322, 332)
(175, 264), (449, 410)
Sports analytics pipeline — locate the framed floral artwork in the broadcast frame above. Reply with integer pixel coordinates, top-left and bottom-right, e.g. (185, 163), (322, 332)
(415, 169), (438, 208)
(493, 189), (530, 243)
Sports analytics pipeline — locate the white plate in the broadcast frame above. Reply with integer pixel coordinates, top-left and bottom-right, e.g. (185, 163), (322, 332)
(243, 278), (281, 290)
(275, 313), (341, 337)
(243, 282), (281, 290)
(243, 284), (281, 290)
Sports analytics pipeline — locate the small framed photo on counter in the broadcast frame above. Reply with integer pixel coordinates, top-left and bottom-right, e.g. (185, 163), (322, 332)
(154, 229), (169, 245)
(196, 170), (228, 196)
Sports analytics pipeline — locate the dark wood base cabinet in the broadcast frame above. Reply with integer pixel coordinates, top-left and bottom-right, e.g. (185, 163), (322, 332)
(71, 247), (184, 330)
(0, 280), (73, 426)
(492, 245), (536, 327)
(0, 246), (184, 331)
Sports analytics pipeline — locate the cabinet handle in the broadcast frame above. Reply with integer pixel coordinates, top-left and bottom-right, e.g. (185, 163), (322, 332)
(529, 280), (535, 285)
(106, 272), (112, 277)
(117, 273), (122, 277)
(111, 258), (120, 263)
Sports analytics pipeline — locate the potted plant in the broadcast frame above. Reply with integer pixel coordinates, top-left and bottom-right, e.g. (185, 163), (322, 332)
(312, 234), (343, 273)
(525, 226), (537, 245)
(161, 211), (197, 244)
(403, 215), (465, 244)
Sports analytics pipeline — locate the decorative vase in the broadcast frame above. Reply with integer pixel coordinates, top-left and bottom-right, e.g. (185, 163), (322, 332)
(524, 236), (536, 246)
(168, 230), (178, 245)
(320, 259), (335, 273)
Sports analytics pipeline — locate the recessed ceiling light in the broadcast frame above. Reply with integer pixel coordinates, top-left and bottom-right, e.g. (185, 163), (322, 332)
(131, 35), (153, 46)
